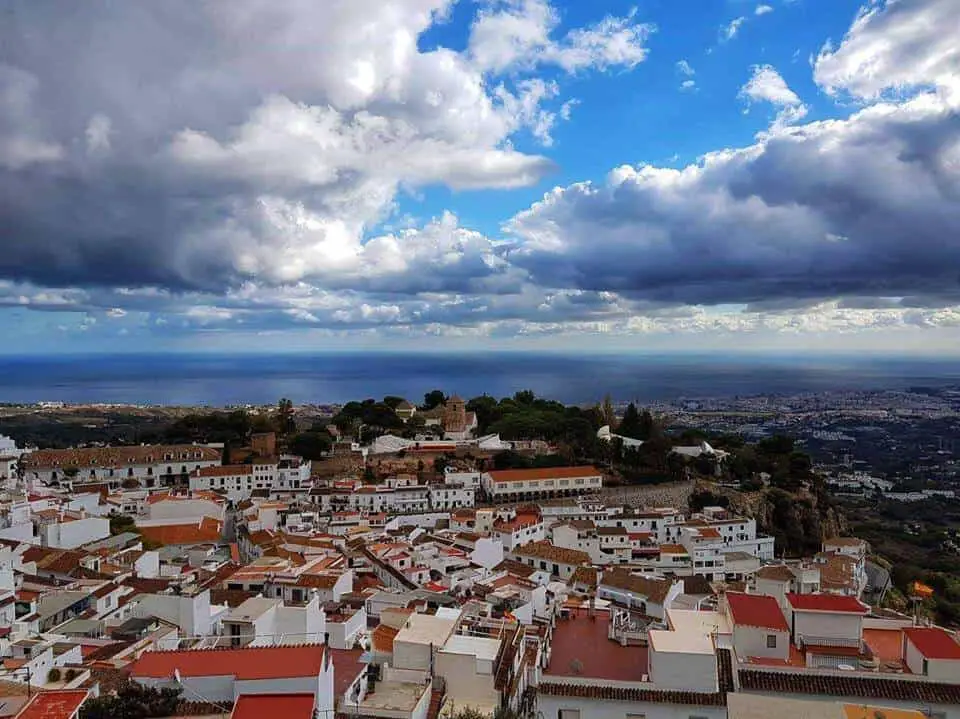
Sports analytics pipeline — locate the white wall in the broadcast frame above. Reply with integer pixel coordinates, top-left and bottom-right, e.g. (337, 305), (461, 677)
(538, 694), (726, 719)
(149, 499), (223, 522)
(0, 523), (35, 543)
(733, 625), (789, 661)
(470, 538), (504, 570)
(435, 651), (498, 712)
(790, 610), (862, 644)
(44, 517), (111, 549)
(327, 607), (367, 650)
(649, 649), (717, 692)
(393, 639), (432, 673)
(133, 590), (211, 638)
(135, 551), (160, 578)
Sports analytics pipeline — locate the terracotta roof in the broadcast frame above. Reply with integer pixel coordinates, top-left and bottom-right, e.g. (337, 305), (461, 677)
(195, 464), (253, 477)
(327, 648), (365, 700)
(539, 683), (725, 706)
(601, 570), (675, 605)
(756, 564), (796, 582)
(786, 593), (868, 613)
(513, 541), (590, 566)
(487, 466), (601, 483)
(492, 559), (535, 578)
(568, 566), (598, 588)
(824, 537), (866, 547)
(739, 669), (960, 704)
(726, 592), (789, 632)
(372, 624), (399, 653)
(16, 690), (90, 719)
(137, 517), (222, 546)
(295, 573), (341, 589)
(231, 693), (314, 719)
(130, 644), (325, 681)
(904, 627), (960, 660)
(659, 544), (688, 555)
(22, 445), (220, 470)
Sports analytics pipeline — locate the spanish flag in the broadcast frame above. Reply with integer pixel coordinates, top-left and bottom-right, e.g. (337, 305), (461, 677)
(912, 581), (934, 598)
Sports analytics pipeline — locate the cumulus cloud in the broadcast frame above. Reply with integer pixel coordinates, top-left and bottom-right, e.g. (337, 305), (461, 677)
(755, 5), (774, 16)
(1, 0), (959, 343)
(468, 0), (653, 74)
(0, 0), (647, 296)
(507, 91), (960, 308)
(814, 0), (960, 100)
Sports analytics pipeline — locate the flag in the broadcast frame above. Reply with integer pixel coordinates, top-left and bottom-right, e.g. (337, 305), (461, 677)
(911, 581), (934, 598)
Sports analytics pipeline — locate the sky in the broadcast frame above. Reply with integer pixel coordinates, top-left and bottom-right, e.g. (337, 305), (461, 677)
(0, 0), (959, 355)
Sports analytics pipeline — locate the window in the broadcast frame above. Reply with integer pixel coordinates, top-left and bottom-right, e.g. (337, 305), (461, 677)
(766, 634), (777, 649)
(558, 711), (580, 719)
(626, 714), (646, 719)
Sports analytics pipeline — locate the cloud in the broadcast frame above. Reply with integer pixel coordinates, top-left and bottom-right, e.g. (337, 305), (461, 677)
(721, 17), (747, 42)
(506, 91), (960, 308)
(814, 0), (960, 100)
(740, 65), (801, 106)
(739, 65), (808, 129)
(468, 0), (654, 74)
(2, 0), (959, 345)
(0, 0), (640, 296)
(755, 5), (774, 15)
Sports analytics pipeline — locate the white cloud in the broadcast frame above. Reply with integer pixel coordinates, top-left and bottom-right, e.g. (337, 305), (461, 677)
(676, 60), (695, 76)
(814, 0), (960, 101)
(755, 5), (774, 16)
(740, 65), (802, 106)
(721, 17), (746, 42)
(85, 114), (112, 155)
(469, 0), (653, 74)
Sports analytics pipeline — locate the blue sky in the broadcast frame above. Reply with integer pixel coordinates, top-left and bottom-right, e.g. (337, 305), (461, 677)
(0, 0), (958, 354)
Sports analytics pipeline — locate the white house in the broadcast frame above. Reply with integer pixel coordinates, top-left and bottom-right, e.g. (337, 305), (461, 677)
(130, 644), (334, 712)
(481, 466), (603, 502)
(903, 627), (960, 681)
(784, 593), (868, 657)
(723, 591), (790, 662)
(21, 444), (221, 489)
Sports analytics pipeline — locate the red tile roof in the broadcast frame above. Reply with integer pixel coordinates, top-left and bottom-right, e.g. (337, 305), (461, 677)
(22, 445), (220, 470)
(137, 516), (222, 546)
(726, 592), (789, 632)
(904, 627), (960, 660)
(130, 644), (325, 681)
(486, 466), (601, 483)
(786, 593), (868, 613)
(231, 693), (314, 719)
(196, 465), (254, 478)
(16, 690), (90, 719)
(326, 648), (365, 701)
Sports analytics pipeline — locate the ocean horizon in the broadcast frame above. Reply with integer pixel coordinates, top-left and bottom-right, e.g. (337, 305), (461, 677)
(0, 352), (958, 407)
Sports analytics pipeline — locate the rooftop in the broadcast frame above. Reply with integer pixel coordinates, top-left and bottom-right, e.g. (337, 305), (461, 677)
(486, 466), (601, 483)
(441, 634), (501, 662)
(726, 592), (789, 632)
(904, 626), (960, 660)
(544, 608), (648, 683)
(130, 644), (325, 681)
(649, 628), (715, 655)
(16, 690), (90, 719)
(230, 693), (315, 719)
(786, 593), (868, 614)
(394, 614), (459, 648)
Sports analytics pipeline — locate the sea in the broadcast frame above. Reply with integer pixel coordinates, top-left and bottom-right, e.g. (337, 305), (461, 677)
(0, 352), (958, 407)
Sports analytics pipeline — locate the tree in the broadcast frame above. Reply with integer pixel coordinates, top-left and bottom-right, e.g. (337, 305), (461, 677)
(80, 682), (182, 719)
(513, 389), (536, 405)
(600, 393), (616, 426)
(288, 431), (333, 460)
(422, 390), (447, 410)
(382, 396), (406, 410)
(618, 403), (642, 438)
(277, 398), (295, 435)
(109, 513), (136, 536)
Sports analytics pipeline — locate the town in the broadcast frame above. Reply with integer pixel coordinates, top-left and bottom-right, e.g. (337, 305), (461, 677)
(0, 391), (958, 719)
